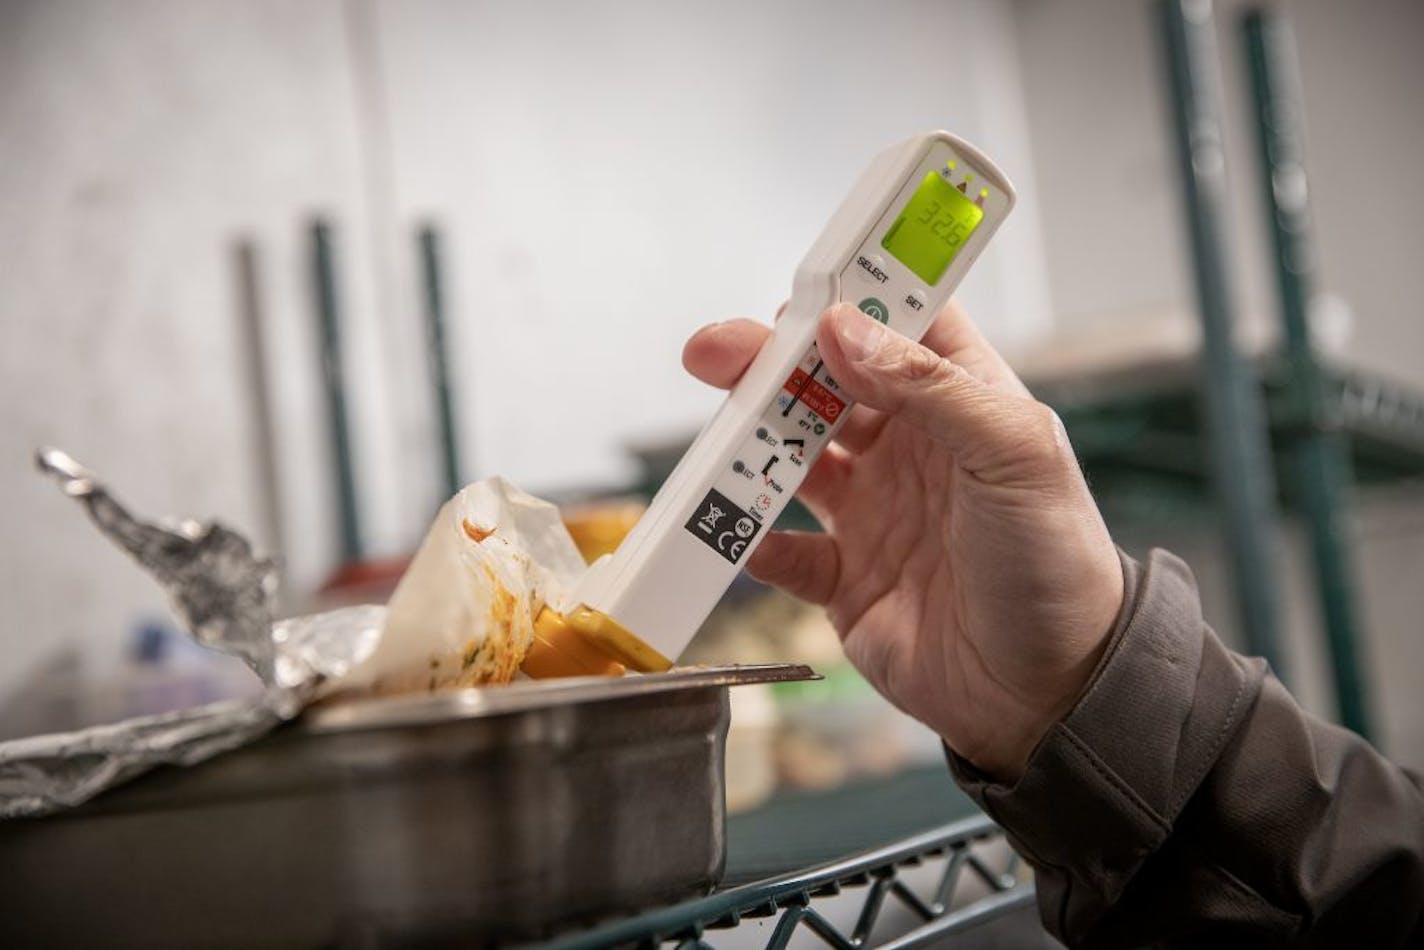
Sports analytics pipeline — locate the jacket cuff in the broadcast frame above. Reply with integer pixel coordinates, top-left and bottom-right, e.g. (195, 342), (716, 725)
(948, 548), (1266, 918)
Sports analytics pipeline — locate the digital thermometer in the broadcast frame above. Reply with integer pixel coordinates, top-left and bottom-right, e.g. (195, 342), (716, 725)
(528, 132), (1014, 676)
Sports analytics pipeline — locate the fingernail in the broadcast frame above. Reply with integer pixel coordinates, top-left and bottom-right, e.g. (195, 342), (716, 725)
(833, 304), (886, 362)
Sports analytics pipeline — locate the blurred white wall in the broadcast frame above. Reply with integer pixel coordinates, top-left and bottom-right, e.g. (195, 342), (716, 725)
(0, 0), (1052, 696)
(1, 1), (393, 692)
(370, 0), (1054, 504)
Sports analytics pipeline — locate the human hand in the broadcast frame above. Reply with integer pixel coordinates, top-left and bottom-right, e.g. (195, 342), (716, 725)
(683, 303), (1124, 781)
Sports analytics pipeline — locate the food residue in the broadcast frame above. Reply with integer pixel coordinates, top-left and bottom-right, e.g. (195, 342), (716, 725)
(462, 519), (495, 543)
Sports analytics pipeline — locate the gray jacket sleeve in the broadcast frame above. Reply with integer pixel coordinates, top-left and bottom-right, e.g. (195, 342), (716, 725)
(947, 548), (1424, 948)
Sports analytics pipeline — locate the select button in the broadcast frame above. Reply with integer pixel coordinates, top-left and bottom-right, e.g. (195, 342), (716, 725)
(856, 254), (890, 284)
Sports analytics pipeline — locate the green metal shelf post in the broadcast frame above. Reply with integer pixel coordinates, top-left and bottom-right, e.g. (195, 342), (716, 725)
(419, 223), (465, 501)
(311, 219), (364, 564)
(1160, 0), (1288, 678)
(1243, 8), (1374, 738)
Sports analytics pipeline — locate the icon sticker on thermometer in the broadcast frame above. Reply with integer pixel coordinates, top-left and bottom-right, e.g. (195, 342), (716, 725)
(568, 131), (1015, 666)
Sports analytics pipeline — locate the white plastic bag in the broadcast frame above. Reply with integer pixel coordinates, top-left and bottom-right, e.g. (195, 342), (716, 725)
(326, 477), (589, 696)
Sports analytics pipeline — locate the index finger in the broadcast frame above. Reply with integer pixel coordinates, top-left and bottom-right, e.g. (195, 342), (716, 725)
(681, 319), (770, 389)
(920, 300), (1031, 397)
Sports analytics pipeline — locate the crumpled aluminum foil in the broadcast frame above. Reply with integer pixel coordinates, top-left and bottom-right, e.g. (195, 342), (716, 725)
(0, 449), (384, 819)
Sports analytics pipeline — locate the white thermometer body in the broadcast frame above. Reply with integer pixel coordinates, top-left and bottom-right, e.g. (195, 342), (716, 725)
(572, 132), (1015, 661)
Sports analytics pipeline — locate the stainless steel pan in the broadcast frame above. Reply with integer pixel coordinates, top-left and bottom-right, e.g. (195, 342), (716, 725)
(0, 663), (816, 947)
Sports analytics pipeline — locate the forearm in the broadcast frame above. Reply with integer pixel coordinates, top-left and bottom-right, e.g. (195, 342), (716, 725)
(948, 549), (1424, 947)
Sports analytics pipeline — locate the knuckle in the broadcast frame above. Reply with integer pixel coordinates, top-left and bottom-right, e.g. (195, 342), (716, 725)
(894, 343), (951, 388)
(1025, 403), (1075, 467)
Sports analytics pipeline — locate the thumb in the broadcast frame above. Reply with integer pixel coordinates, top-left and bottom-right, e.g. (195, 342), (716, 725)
(816, 304), (1069, 483)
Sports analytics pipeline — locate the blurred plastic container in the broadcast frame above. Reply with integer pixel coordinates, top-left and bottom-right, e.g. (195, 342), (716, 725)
(0, 619), (260, 740)
(772, 662), (911, 790)
(85, 619), (260, 725)
(561, 499), (646, 563)
(725, 682), (778, 813)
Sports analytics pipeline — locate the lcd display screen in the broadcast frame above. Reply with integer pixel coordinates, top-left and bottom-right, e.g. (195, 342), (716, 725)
(880, 171), (984, 285)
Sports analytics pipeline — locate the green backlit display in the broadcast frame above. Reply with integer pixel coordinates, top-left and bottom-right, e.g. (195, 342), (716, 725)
(881, 171), (984, 285)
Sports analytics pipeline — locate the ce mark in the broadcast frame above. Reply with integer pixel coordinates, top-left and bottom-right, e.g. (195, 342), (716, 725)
(716, 516), (757, 561)
(686, 490), (761, 564)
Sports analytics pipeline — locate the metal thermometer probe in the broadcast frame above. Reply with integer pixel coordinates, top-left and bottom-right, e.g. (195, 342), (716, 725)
(555, 131), (1015, 670)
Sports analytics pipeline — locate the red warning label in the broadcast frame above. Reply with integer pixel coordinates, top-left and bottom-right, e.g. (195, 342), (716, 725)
(783, 369), (846, 422)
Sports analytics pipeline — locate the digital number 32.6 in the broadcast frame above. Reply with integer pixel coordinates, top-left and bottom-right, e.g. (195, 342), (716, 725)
(915, 201), (969, 247)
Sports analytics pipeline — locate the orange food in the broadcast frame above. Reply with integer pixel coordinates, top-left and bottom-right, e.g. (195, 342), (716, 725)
(462, 519), (495, 543)
(560, 501), (644, 563)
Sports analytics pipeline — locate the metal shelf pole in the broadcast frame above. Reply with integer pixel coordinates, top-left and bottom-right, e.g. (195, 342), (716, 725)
(1243, 8), (1374, 738)
(418, 224), (464, 501)
(1160, 0), (1288, 677)
(311, 219), (364, 563)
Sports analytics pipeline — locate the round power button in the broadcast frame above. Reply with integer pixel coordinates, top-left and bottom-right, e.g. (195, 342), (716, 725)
(858, 297), (890, 324)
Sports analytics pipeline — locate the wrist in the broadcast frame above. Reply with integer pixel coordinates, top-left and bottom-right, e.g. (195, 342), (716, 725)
(953, 722), (1047, 785)
(954, 671), (1098, 783)
(957, 550), (1127, 783)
